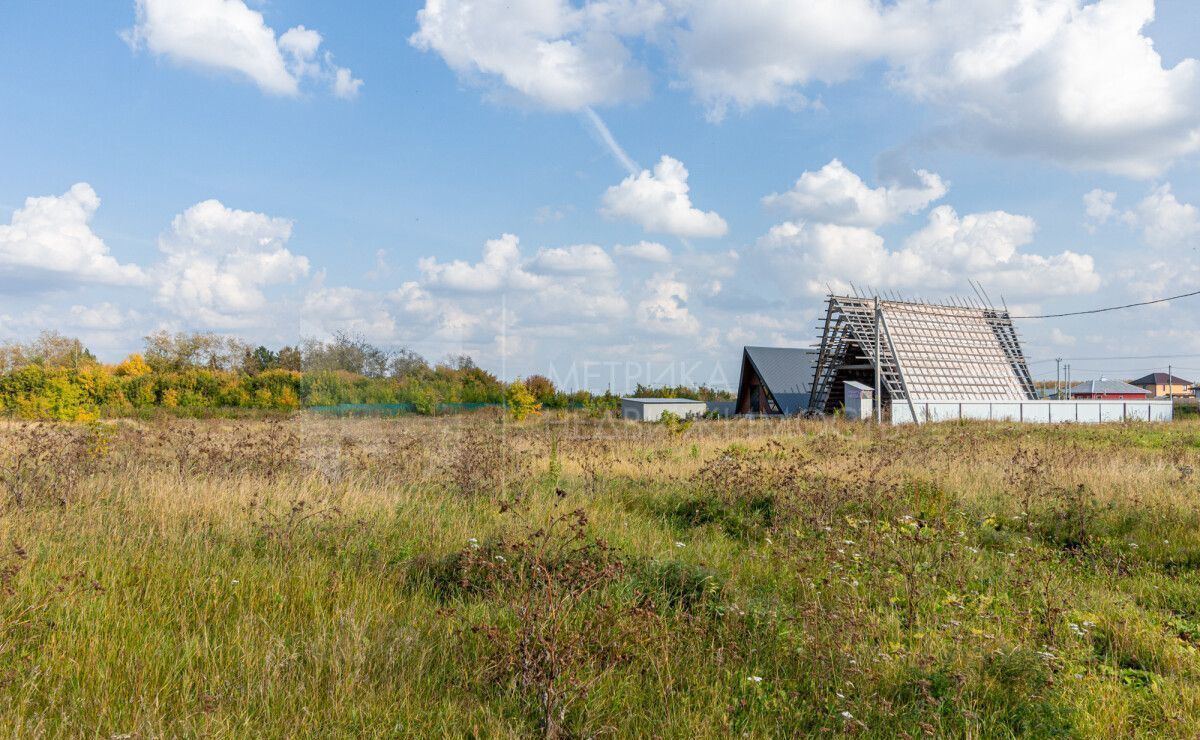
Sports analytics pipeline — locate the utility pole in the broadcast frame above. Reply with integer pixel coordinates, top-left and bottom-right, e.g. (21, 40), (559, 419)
(1170, 364), (1174, 402)
(1056, 357), (1062, 399)
(1065, 364), (1071, 400)
(874, 296), (882, 424)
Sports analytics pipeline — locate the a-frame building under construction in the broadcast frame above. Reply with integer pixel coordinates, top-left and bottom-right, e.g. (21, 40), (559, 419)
(809, 294), (1036, 420)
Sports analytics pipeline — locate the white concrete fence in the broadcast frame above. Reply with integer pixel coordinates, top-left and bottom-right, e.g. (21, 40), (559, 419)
(891, 399), (1174, 424)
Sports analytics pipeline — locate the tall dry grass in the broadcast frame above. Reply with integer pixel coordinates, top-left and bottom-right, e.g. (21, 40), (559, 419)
(0, 413), (1199, 736)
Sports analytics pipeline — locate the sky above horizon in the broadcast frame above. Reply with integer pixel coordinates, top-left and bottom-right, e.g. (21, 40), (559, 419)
(2, 0), (1200, 391)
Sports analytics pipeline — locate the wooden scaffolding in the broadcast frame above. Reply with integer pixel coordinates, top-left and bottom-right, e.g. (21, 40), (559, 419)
(809, 294), (1037, 419)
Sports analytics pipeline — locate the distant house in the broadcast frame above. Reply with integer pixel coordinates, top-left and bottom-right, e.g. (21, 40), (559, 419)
(1129, 372), (1194, 398)
(734, 346), (819, 415)
(1067, 379), (1152, 400)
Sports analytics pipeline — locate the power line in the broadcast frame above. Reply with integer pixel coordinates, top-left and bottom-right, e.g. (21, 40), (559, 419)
(1028, 352), (1200, 364)
(1010, 288), (1200, 319)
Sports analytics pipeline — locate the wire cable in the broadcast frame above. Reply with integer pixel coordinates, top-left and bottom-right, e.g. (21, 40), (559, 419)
(1010, 288), (1200, 319)
(1028, 352), (1200, 364)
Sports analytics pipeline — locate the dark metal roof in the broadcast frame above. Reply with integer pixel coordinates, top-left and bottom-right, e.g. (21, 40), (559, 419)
(743, 346), (819, 414)
(1130, 372), (1193, 386)
(1068, 379), (1151, 396)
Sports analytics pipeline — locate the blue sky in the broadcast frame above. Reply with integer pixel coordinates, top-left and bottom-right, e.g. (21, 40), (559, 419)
(2, 0), (1200, 390)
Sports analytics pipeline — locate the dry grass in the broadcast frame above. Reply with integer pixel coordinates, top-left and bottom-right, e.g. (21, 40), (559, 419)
(2, 413), (1200, 737)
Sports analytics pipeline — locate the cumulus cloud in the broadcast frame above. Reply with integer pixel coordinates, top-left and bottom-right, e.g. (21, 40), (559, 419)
(756, 206), (1100, 298)
(1128, 184), (1200, 247)
(410, 0), (661, 110)
(418, 234), (543, 292)
(674, 0), (909, 121)
(125, 0), (361, 98)
(601, 156), (728, 238)
(411, 1), (1200, 175)
(417, 236), (628, 321)
(677, 0), (1200, 175)
(332, 67), (364, 100)
(529, 244), (615, 275)
(899, 0), (1200, 176)
(154, 199), (310, 326)
(1084, 184), (1200, 246)
(1084, 189), (1119, 226)
(614, 241), (671, 262)
(764, 159), (947, 228)
(403, 233), (638, 367)
(0, 183), (146, 289)
(67, 303), (142, 331)
(902, 206), (1101, 295)
(636, 274), (699, 335)
(300, 284), (405, 343)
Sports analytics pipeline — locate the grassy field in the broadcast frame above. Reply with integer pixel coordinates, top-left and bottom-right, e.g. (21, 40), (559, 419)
(4, 413), (1200, 737)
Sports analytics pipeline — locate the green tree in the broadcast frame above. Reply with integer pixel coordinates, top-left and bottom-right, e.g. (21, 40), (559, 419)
(242, 346), (279, 375)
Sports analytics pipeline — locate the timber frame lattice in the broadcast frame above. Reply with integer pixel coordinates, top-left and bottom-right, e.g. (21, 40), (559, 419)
(809, 293), (1037, 416)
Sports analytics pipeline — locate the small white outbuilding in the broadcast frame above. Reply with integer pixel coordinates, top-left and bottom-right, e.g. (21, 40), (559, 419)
(843, 381), (874, 421)
(620, 397), (708, 422)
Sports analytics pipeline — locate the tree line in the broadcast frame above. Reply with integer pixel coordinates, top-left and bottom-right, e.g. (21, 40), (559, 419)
(0, 330), (726, 421)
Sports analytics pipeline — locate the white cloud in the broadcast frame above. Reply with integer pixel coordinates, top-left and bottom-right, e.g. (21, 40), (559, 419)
(1129, 184), (1200, 247)
(410, 0), (660, 111)
(155, 199), (310, 326)
(1084, 184), (1200, 246)
(67, 303), (141, 331)
(902, 206), (1100, 295)
(614, 241), (671, 262)
(897, 0), (1200, 177)
(674, 0), (908, 121)
(636, 274), (699, 335)
(764, 159), (947, 228)
(418, 233), (543, 293)
(601, 156), (728, 238)
(125, 0), (361, 98)
(300, 284), (403, 343)
(278, 26), (322, 66)
(756, 205), (1100, 298)
(1084, 188), (1118, 226)
(529, 244), (615, 275)
(333, 67), (364, 100)
(411, 1), (1200, 176)
(0, 183), (146, 289)
(676, 0), (1200, 175)
(417, 235), (628, 326)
